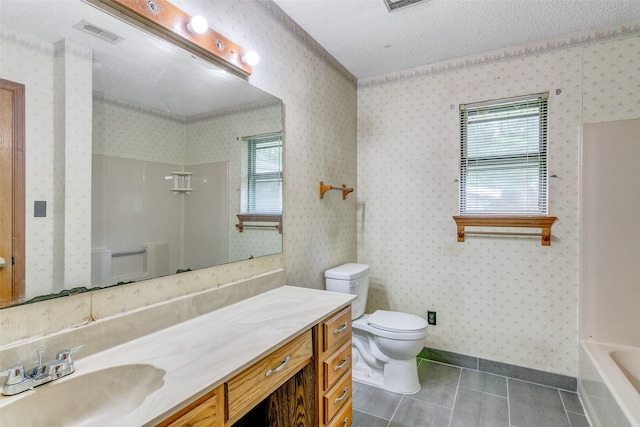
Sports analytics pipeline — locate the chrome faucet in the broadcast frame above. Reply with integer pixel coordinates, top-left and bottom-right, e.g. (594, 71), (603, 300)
(0, 346), (84, 395)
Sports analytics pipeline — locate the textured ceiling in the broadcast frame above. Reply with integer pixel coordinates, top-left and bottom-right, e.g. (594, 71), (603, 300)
(273, 0), (640, 79)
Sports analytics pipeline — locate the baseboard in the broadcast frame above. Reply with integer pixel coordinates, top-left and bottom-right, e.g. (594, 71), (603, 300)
(418, 347), (577, 392)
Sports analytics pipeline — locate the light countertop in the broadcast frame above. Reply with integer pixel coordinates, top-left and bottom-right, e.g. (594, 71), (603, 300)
(0, 286), (354, 426)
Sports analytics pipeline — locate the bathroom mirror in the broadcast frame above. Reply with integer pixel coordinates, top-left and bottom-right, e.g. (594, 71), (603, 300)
(0, 0), (283, 307)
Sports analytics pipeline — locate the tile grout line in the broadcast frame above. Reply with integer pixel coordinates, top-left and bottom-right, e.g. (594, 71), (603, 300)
(353, 408), (391, 422)
(458, 367), (510, 400)
(447, 367), (463, 427)
(558, 388), (575, 427)
(386, 394), (403, 427)
(507, 377), (513, 427)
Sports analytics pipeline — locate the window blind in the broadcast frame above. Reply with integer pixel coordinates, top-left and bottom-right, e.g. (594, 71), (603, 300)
(459, 93), (548, 215)
(241, 133), (282, 214)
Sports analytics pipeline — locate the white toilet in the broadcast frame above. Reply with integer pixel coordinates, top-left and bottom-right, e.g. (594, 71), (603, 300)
(325, 263), (428, 394)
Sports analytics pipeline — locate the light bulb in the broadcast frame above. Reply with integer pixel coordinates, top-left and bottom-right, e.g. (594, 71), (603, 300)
(187, 15), (208, 34)
(242, 50), (260, 66)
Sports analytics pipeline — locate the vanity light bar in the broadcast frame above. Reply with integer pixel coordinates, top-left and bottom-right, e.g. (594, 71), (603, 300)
(89, 0), (253, 77)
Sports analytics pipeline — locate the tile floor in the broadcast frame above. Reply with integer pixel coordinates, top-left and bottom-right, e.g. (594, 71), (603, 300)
(352, 359), (590, 427)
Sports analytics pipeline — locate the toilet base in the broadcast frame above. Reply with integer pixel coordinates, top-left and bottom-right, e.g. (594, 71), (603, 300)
(352, 347), (421, 394)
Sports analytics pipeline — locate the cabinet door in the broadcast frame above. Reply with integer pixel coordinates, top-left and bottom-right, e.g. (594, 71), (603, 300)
(156, 385), (224, 427)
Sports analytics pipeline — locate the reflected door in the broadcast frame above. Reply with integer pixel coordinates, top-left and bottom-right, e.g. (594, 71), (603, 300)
(0, 79), (25, 307)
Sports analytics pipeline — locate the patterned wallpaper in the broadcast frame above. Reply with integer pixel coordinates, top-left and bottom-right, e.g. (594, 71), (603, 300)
(0, 29), (96, 298)
(1, 29), (55, 297)
(93, 94), (186, 164)
(357, 32), (640, 377)
(54, 39), (93, 289)
(583, 35), (640, 123)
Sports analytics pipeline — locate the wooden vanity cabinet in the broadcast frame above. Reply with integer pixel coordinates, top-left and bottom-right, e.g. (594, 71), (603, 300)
(316, 305), (353, 427)
(157, 305), (352, 427)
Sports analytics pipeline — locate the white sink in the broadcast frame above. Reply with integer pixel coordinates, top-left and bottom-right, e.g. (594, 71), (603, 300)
(0, 363), (165, 426)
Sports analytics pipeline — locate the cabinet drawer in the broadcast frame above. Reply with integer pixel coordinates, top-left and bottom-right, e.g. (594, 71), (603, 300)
(323, 340), (352, 391)
(226, 330), (313, 424)
(156, 385), (224, 427)
(323, 372), (352, 424)
(322, 306), (351, 354)
(326, 398), (352, 427)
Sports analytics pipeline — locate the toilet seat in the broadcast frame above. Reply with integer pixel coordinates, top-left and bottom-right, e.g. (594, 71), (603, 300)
(367, 310), (429, 333)
(353, 311), (428, 340)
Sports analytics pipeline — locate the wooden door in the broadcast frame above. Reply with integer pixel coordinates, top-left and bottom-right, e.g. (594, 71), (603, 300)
(0, 79), (25, 307)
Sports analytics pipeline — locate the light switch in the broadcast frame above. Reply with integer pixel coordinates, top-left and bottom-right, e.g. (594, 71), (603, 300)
(34, 201), (46, 217)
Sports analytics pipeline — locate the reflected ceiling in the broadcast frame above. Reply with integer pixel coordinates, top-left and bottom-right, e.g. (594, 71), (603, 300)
(0, 0), (273, 116)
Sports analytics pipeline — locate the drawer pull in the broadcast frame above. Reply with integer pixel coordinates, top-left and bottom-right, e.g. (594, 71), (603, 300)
(343, 417), (349, 427)
(333, 322), (348, 335)
(334, 387), (348, 404)
(265, 356), (290, 377)
(334, 356), (349, 371)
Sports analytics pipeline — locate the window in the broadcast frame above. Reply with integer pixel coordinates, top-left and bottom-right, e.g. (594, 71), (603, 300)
(459, 93), (548, 215)
(241, 133), (283, 214)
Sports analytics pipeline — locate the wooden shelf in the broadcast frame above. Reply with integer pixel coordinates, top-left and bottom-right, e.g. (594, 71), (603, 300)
(236, 214), (282, 234)
(453, 215), (557, 246)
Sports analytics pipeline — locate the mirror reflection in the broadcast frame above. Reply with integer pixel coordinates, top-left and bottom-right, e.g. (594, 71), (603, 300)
(0, 0), (283, 308)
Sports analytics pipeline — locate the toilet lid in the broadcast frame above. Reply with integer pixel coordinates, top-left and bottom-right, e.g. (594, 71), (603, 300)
(367, 310), (429, 333)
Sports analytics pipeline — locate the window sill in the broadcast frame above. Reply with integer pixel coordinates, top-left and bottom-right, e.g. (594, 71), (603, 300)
(452, 215), (557, 246)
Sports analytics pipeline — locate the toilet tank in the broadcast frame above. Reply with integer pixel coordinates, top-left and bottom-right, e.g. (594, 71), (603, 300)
(325, 263), (369, 319)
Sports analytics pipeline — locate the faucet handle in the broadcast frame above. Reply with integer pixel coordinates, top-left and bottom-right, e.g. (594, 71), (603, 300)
(56, 345), (85, 365)
(29, 348), (47, 379)
(45, 360), (68, 380)
(1, 365), (26, 386)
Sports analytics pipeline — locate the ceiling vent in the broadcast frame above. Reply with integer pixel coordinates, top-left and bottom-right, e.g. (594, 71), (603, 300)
(73, 20), (123, 44)
(384, 0), (428, 12)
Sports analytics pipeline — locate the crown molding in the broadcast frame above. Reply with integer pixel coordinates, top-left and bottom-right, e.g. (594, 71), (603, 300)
(359, 20), (640, 88)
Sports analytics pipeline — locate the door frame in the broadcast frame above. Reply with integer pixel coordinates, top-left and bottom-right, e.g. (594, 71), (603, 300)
(1, 78), (26, 305)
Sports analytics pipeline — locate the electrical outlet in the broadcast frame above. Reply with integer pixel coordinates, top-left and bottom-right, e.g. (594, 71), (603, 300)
(427, 311), (437, 325)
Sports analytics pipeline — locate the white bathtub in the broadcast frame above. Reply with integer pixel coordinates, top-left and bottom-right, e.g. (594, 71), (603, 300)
(580, 341), (640, 427)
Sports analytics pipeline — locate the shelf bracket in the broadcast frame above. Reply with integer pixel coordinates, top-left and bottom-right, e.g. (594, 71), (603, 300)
(319, 181), (354, 200)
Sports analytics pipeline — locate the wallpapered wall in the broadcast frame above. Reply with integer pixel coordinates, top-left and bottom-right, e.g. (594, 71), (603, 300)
(1, 29), (56, 297)
(357, 32), (640, 377)
(0, 29), (93, 297)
